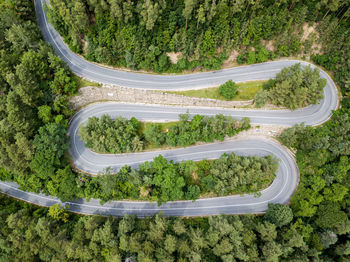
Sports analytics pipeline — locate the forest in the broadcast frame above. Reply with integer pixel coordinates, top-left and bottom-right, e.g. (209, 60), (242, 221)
(45, 0), (349, 97)
(2, 105), (350, 261)
(0, 0), (77, 199)
(79, 113), (250, 153)
(0, 168), (349, 262)
(0, 0), (350, 260)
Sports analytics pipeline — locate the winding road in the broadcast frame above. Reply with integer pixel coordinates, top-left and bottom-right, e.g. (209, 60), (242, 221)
(0, 0), (339, 217)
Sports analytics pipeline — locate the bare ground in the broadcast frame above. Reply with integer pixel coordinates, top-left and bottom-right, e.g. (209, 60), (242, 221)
(69, 84), (287, 111)
(166, 52), (182, 64)
(222, 50), (239, 68)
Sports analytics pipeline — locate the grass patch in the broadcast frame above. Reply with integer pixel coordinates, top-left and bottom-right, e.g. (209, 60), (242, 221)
(167, 80), (266, 101)
(139, 121), (180, 150)
(75, 76), (101, 88)
(139, 121), (179, 134)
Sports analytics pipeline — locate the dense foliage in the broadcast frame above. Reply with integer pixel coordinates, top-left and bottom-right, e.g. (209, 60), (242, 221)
(45, 0), (349, 74)
(0, 189), (349, 261)
(90, 153), (277, 204)
(4, 107), (350, 261)
(256, 63), (326, 109)
(277, 105), (350, 253)
(79, 113), (250, 153)
(312, 16), (350, 97)
(1, 152), (277, 205)
(79, 115), (143, 153)
(0, 0), (77, 197)
(218, 80), (238, 99)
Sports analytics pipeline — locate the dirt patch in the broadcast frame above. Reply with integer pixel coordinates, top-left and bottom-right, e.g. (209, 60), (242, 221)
(81, 39), (88, 53)
(301, 23), (322, 54)
(167, 52), (182, 64)
(301, 23), (318, 42)
(232, 124), (286, 139)
(140, 187), (150, 197)
(192, 171), (198, 181)
(262, 40), (275, 52)
(222, 50), (239, 68)
(70, 85), (255, 111)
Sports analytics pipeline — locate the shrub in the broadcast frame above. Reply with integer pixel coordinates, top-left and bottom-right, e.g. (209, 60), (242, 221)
(218, 80), (238, 99)
(256, 47), (269, 63)
(255, 90), (269, 108)
(247, 50), (256, 64)
(144, 123), (166, 146)
(236, 53), (247, 64)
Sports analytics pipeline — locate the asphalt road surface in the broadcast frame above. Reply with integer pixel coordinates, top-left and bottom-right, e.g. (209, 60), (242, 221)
(0, 0), (338, 217)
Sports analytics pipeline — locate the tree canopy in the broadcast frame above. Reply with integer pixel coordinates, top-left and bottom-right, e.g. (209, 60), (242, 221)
(218, 80), (238, 100)
(46, 0), (350, 77)
(79, 113), (250, 153)
(255, 63), (326, 109)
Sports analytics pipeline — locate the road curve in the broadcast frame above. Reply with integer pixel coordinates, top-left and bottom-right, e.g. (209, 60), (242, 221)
(0, 0), (338, 217)
(34, 0), (338, 127)
(0, 137), (298, 217)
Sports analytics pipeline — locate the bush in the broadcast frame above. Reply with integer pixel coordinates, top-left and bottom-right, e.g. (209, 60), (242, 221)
(218, 80), (238, 99)
(236, 53), (247, 64)
(247, 51), (256, 64)
(255, 90), (269, 108)
(256, 47), (269, 63)
(144, 123), (166, 146)
(158, 53), (170, 72)
(262, 79), (276, 90)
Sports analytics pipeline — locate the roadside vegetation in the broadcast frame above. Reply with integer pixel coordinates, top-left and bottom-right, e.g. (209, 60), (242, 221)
(218, 80), (238, 99)
(0, 0), (76, 198)
(84, 153), (277, 204)
(46, 0), (349, 86)
(166, 80), (264, 101)
(255, 63), (326, 109)
(167, 64), (326, 110)
(74, 75), (101, 88)
(79, 113), (251, 154)
(0, 195), (298, 262)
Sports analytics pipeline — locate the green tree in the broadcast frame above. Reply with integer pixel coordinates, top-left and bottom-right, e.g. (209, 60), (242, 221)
(140, 0), (160, 31)
(315, 203), (348, 229)
(265, 203), (293, 227)
(30, 123), (69, 179)
(255, 90), (269, 108)
(148, 156), (186, 203)
(218, 80), (238, 99)
(183, 0), (197, 29)
(201, 29), (216, 57)
(267, 64), (326, 110)
(38, 105), (53, 124)
(196, 4), (205, 28)
(144, 123), (165, 146)
(48, 204), (70, 222)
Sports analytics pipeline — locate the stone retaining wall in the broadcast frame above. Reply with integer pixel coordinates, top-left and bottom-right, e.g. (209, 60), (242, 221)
(70, 85), (253, 110)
